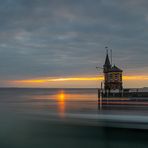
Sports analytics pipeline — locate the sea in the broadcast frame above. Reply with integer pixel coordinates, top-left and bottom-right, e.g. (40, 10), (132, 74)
(1, 88), (148, 148)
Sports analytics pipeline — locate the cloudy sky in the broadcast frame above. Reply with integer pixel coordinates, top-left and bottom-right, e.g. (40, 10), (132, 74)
(0, 0), (148, 88)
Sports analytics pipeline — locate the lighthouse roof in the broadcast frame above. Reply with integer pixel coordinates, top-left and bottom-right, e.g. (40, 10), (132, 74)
(110, 65), (123, 72)
(104, 53), (111, 67)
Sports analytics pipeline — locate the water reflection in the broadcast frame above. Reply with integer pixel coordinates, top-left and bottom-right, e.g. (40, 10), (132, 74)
(30, 90), (98, 116)
(57, 90), (66, 118)
(1, 88), (148, 148)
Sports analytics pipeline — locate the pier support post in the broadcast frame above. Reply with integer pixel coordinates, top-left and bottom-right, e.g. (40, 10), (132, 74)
(98, 89), (100, 99)
(98, 82), (103, 110)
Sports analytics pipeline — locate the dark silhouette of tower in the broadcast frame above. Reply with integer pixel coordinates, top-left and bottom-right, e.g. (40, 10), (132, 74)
(103, 51), (123, 93)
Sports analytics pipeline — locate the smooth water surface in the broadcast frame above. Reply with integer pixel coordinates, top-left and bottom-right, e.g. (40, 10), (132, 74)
(1, 88), (148, 148)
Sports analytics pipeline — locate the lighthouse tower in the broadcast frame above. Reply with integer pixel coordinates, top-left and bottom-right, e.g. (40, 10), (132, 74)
(103, 51), (123, 93)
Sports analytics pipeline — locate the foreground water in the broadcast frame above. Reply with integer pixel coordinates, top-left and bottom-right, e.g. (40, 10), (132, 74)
(1, 88), (148, 148)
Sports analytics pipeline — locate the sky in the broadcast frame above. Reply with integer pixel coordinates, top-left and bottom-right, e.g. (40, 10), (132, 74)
(0, 0), (148, 88)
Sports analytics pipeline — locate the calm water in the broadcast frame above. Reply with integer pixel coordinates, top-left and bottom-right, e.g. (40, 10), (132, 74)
(1, 88), (148, 148)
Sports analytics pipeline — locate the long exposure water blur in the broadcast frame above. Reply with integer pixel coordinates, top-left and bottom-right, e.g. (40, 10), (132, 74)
(1, 88), (148, 148)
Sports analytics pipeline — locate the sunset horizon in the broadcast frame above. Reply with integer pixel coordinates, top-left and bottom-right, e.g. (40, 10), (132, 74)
(0, 0), (148, 89)
(2, 74), (148, 88)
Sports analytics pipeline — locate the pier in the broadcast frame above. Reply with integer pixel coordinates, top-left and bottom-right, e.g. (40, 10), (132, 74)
(98, 89), (148, 98)
(97, 49), (148, 108)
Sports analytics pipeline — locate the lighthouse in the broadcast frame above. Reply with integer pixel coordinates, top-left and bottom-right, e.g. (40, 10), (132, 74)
(103, 51), (123, 93)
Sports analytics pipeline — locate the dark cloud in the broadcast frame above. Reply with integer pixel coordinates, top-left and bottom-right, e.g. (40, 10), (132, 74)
(0, 0), (148, 82)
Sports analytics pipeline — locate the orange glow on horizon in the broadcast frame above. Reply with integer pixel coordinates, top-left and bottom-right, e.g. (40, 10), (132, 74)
(7, 77), (103, 85)
(8, 75), (148, 84)
(123, 76), (148, 80)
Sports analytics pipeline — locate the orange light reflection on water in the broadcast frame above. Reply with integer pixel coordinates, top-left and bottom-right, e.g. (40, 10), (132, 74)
(57, 91), (66, 118)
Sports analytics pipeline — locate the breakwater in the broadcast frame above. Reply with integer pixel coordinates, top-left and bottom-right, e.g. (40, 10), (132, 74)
(98, 89), (148, 98)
